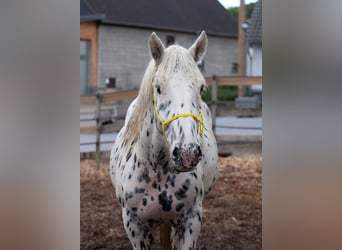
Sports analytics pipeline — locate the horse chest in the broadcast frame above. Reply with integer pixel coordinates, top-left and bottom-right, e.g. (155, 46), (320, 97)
(120, 163), (203, 222)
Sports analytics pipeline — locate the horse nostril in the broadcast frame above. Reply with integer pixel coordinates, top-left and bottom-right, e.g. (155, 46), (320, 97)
(172, 147), (180, 158)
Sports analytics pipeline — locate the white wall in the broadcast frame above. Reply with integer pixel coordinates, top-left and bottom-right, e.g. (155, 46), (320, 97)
(246, 45), (262, 76)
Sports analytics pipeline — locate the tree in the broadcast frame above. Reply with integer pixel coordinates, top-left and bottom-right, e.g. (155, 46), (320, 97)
(228, 3), (255, 20)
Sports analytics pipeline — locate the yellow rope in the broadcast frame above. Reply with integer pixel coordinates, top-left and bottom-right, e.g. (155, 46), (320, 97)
(152, 81), (204, 141)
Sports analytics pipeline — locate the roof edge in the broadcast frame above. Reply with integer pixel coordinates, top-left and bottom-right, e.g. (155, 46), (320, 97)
(81, 14), (106, 23)
(99, 20), (238, 38)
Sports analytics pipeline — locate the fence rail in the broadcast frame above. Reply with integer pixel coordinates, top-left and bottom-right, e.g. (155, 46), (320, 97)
(81, 88), (139, 105)
(80, 76), (262, 168)
(205, 76), (262, 86)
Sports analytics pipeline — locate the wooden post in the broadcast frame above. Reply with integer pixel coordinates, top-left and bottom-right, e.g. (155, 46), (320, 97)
(238, 0), (246, 97)
(160, 223), (172, 250)
(95, 92), (102, 169)
(211, 75), (217, 134)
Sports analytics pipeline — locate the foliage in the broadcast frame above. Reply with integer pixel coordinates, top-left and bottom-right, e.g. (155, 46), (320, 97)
(201, 86), (238, 102)
(229, 7), (239, 18)
(228, 3), (256, 19)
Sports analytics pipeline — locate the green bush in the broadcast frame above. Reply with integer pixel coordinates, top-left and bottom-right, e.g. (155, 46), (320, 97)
(202, 86), (238, 102)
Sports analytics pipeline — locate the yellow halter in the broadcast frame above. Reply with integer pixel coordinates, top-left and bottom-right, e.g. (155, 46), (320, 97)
(152, 81), (204, 141)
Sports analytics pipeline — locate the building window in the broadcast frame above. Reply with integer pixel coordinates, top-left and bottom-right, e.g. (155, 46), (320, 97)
(106, 78), (116, 88)
(80, 40), (90, 95)
(166, 36), (175, 46)
(231, 62), (238, 73)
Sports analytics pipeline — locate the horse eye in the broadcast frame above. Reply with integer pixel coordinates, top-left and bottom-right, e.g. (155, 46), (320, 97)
(156, 85), (161, 95)
(200, 85), (205, 93)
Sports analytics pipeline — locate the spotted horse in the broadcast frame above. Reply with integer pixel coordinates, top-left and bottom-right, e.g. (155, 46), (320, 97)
(110, 31), (218, 250)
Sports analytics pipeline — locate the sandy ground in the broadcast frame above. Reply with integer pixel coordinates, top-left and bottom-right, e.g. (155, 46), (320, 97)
(81, 155), (262, 249)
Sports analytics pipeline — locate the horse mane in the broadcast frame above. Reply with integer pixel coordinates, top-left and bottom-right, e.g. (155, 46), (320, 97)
(124, 45), (205, 144)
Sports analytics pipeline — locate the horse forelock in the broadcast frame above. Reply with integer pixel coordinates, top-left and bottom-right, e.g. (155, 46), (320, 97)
(156, 45), (205, 87)
(124, 45), (205, 145)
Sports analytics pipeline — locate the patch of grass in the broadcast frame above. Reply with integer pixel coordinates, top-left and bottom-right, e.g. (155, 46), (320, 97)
(202, 86), (238, 102)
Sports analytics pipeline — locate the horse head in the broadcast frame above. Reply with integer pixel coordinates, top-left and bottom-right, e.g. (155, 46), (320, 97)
(149, 31), (208, 172)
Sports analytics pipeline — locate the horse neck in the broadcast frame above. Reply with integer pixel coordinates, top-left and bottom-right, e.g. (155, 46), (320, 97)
(137, 102), (170, 166)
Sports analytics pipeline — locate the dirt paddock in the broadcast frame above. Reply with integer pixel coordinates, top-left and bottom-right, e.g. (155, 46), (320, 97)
(81, 155), (262, 249)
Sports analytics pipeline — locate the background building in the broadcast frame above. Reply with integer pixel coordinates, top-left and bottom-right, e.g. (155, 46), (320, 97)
(80, 0), (238, 95)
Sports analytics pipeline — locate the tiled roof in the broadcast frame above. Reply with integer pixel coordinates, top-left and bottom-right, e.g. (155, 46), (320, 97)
(247, 0), (262, 46)
(82, 0), (238, 37)
(80, 0), (105, 22)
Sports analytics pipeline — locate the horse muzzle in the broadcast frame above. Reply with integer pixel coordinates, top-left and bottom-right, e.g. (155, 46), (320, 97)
(171, 143), (202, 172)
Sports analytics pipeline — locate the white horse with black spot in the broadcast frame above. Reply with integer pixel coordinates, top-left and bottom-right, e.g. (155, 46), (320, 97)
(110, 31), (218, 250)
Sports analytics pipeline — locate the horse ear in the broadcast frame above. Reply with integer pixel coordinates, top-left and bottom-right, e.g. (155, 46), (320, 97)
(149, 32), (165, 65)
(188, 31), (208, 62)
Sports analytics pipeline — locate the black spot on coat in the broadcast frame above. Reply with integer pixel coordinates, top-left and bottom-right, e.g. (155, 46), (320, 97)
(158, 190), (173, 212)
(125, 192), (134, 201)
(174, 179), (191, 200)
(126, 148), (132, 162)
(176, 203), (184, 212)
(138, 168), (151, 184)
(166, 175), (176, 187)
(135, 187), (145, 194)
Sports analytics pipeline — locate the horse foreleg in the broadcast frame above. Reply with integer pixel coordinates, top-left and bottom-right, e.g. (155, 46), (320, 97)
(122, 210), (153, 250)
(171, 207), (202, 250)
